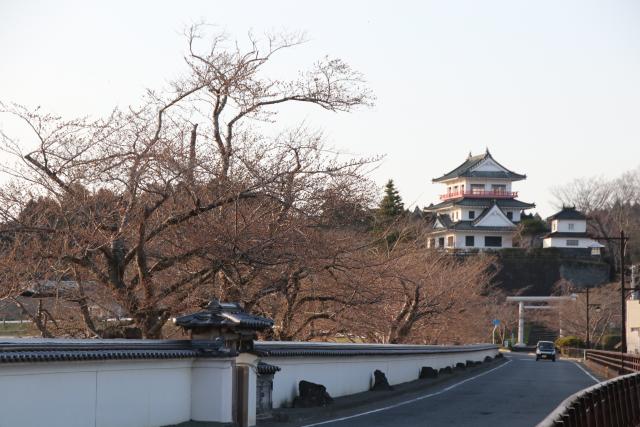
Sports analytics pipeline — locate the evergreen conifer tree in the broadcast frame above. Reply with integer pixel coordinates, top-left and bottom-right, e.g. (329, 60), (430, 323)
(377, 179), (404, 222)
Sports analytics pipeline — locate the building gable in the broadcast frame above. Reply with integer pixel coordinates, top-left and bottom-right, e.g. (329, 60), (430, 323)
(474, 205), (514, 227)
(470, 157), (510, 173)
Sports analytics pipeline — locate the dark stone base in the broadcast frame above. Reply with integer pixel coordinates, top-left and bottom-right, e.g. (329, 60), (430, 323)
(419, 367), (438, 379)
(371, 369), (394, 391)
(293, 380), (333, 408)
(439, 366), (453, 375)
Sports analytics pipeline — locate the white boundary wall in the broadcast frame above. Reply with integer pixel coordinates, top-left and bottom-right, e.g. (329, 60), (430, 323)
(262, 346), (498, 408)
(0, 358), (234, 427)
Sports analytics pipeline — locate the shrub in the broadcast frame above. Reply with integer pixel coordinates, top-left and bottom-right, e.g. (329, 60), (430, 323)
(601, 335), (621, 350)
(555, 336), (585, 348)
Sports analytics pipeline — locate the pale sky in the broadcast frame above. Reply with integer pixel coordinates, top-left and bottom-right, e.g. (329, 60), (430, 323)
(1, 0), (639, 216)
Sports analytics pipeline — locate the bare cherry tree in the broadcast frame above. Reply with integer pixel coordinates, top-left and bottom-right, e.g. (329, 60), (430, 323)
(343, 222), (497, 344)
(553, 282), (621, 348)
(0, 26), (374, 338)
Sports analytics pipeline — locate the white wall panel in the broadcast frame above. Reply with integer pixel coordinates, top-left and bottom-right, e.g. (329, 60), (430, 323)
(264, 349), (498, 408)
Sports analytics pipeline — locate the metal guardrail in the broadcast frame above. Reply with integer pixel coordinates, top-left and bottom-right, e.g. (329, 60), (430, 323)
(537, 372), (640, 427)
(586, 349), (640, 375)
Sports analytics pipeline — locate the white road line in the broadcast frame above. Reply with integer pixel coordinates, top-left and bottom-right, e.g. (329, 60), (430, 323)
(573, 361), (600, 383)
(298, 360), (513, 427)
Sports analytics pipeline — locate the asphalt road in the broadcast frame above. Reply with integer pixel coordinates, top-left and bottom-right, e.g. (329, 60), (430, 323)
(290, 354), (599, 427)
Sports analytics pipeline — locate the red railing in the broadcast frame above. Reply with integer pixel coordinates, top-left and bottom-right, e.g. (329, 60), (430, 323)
(439, 190), (518, 200)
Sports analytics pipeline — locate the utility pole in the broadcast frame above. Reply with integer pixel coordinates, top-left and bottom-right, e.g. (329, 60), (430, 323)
(575, 286), (599, 349)
(621, 230), (627, 354)
(586, 287), (590, 349)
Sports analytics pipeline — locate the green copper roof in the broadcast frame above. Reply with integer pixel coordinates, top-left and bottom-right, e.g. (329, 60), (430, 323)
(424, 198), (535, 212)
(432, 150), (526, 183)
(547, 207), (587, 221)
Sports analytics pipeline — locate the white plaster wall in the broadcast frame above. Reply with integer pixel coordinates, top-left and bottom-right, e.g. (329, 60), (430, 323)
(461, 207), (479, 220)
(456, 233), (468, 248)
(0, 365), (97, 427)
(427, 232), (449, 248)
(543, 237), (594, 248)
(0, 358), (235, 427)
(555, 219), (587, 233)
(627, 301), (640, 354)
(628, 330), (640, 355)
(454, 232), (513, 249)
(506, 209), (521, 222)
(96, 362), (192, 427)
(191, 359), (235, 424)
(464, 178), (513, 193)
(443, 178), (515, 195)
(264, 348), (498, 408)
(445, 180), (465, 195)
(446, 208), (463, 222)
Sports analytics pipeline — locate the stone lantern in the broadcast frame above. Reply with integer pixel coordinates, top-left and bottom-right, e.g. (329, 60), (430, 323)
(173, 299), (274, 353)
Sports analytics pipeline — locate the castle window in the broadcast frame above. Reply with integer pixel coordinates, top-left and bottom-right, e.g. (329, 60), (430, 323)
(485, 236), (502, 247)
(568, 223), (575, 231)
(471, 184), (484, 194)
(465, 236), (475, 247)
(469, 210), (475, 219)
(506, 211), (513, 220)
(566, 239), (579, 246)
(447, 236), (454, 247)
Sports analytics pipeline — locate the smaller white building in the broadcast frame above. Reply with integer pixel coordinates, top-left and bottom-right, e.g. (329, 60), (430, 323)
(542, 207), (604, 250)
